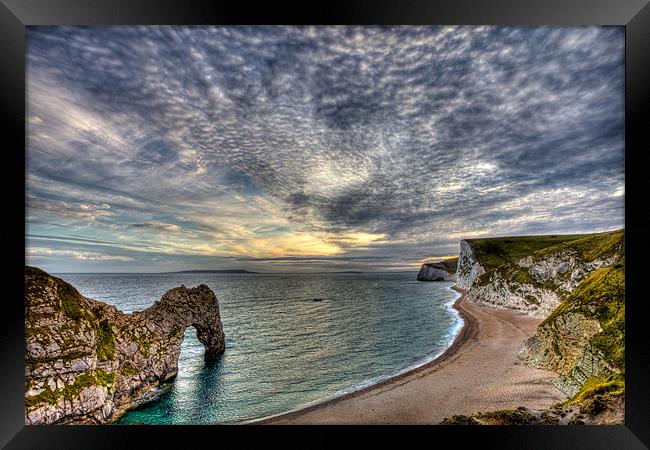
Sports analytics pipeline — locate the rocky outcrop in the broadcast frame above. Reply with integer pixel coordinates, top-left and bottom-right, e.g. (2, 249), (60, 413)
(417, 258), (458, 281)
(440, 392), (624, 425)
(456, 240), (485, 289)
(25, 266), (226, 425)
(518, 311), (617, 397)
(417, 264), (455, 281)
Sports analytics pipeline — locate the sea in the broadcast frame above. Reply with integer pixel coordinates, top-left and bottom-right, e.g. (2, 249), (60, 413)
(56, 272), (462, 424)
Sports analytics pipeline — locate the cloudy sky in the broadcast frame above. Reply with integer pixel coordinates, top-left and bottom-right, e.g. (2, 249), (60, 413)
(26, 26), (624, 273)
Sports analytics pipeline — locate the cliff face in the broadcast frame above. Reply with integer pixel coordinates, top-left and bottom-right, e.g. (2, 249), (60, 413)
(459, 231), (624, 393)
(442, 230), (625, 424)
(462, 231), (623, 318)
(456, 234), (588, 292)
(456, 240), (485, 289)
(518, 254), (624, 397)
(417, 265), (455, 281)
(25, 267), (225, 425)
(416, 257), (458, 282)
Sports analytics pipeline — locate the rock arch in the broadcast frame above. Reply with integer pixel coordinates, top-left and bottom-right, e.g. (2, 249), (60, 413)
(24, 267), (226, 424)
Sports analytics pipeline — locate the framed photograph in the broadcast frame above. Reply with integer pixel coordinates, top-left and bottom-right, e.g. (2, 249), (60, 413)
(2, 0), (649, 448)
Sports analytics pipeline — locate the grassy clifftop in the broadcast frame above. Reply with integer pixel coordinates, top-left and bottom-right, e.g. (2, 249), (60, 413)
(425, 257), (458, 273)
(474, 230), (624, 295)
(466, 234), (589, 273)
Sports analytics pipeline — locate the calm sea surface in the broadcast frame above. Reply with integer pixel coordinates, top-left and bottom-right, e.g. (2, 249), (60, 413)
(56, 272), (462, 424)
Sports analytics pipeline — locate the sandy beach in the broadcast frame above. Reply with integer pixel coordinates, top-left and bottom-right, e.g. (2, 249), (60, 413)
(256, 288), (564, 424)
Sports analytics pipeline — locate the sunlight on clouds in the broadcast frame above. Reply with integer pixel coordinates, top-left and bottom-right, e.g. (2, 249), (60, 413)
(247, 233), (342, 257)
(433, 182), (466, 194)
(27, 247), (134, 261)
(334, 231), (387, 247)
(305, 160), (371, 195)
(444, 229), (496, 241)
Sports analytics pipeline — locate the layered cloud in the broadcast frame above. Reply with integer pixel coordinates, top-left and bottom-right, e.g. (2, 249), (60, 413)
(26, 26), (624, 272)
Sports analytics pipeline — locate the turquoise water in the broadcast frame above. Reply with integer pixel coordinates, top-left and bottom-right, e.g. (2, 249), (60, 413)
(57, 272), (462, 424)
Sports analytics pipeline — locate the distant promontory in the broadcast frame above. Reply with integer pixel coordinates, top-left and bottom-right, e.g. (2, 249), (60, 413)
(170, 269), (257, 274)
(417, 257), (458, 282)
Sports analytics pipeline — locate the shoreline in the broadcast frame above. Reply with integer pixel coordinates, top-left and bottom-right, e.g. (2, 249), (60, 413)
(250, 285), (563, 424)
(247, 285), (476, 424)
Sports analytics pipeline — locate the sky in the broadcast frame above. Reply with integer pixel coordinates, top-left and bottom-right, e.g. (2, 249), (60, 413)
(25, 26), (625, 273)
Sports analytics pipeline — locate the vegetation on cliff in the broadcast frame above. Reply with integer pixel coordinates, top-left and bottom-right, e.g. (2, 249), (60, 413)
(441, 373), (625, 426)
(517, 230), (624, 377)
(466, 234), (588, 273)
(540, 255), (625, 370)
(464, 230), (624, 320)
(25, 266), (226, 424)
(424, 257), (458, 273)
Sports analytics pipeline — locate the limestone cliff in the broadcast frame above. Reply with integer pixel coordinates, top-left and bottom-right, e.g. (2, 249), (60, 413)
(462, 231), (623, 318)
(456, 240), (485, 289)
(456, 234), (589, 292)
(417, 257), (458, 282)
(446, 230), (625, 424)
(25, 266), (226, 425)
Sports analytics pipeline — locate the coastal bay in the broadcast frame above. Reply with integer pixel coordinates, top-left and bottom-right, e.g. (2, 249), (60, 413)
(24, 231), (625, 425)
(53, 272), (462, 424)
(257, 289), (564, 424)
(259, 230), (625, 424)
(22, 24), (626, 431)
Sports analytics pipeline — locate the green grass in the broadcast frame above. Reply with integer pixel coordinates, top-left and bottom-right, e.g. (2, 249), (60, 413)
(467, 234), (589, 272)
(543, 230), (624, 263)
(440, 415), (480, 425)
(57, 280), (86, 322)
(26, 266), (88, 322)
(119, 363), (139, 377)
(561, 373), (625, 407)
(553, 373), (625, 418)
(426, 257), (458, 273)
(94, 319), (116, 362)
(96, 368), (115, 387)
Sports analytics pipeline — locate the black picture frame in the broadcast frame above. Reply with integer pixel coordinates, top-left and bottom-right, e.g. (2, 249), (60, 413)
(2, 0), (648, 448)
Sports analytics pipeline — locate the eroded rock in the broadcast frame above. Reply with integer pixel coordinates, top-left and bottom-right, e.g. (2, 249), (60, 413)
(25, 266), (226, 424)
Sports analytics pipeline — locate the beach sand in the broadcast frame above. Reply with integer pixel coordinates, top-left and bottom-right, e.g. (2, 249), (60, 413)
(256, 288), (564, 424)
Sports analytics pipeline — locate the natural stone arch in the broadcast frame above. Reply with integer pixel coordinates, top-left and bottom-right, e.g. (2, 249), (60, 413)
(25, 267), (226, 424)
(135, 284), (226, 360)
(192, 321), (225, 360)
